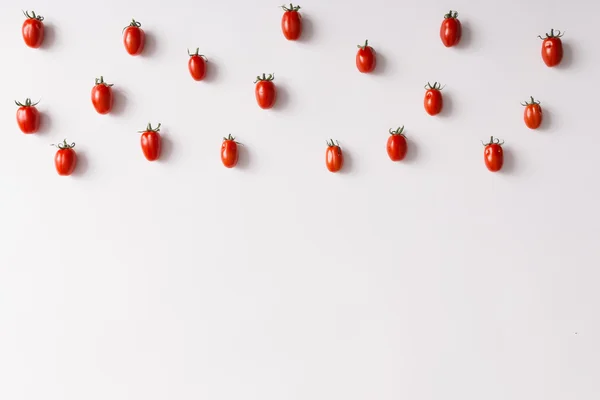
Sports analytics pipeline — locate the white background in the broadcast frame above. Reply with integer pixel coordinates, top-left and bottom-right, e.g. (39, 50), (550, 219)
(1, 0), (598, 399)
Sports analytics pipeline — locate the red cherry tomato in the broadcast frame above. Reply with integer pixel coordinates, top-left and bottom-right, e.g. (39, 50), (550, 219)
(22, 10), (44, 48)
(91, 76), (113, 115)
(188, 48), (207, 81)
(52, 139), (77, 176)
(123, 19), (145, 56)
(424, 82), (444, 116)
(15, 98), (40, 134)
(254, 73), (276, 109)
(356, 40), (376, 73)
(440, 10), (461, 47)
(387, 126), (408, 161)
(538, 29), (563, 67)
(483, 136), (504, 172)
(221, 134), (240, 168)
(326, 139), (344, 173)
(139, 123), (161, 161)
(521, 96), (542, 129)
(281, 3), (302, 40)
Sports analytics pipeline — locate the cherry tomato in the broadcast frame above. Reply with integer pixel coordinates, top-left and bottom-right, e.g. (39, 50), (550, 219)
(356, 40), (376, 73)
(139, 123), (161, 161)
(123, 19), (145, 56)
(254, 73), (276, 109)
(424, 82), (444, 116)
(538, 29), (563, 67)
(482, 136), (504, 172)
(52, 139), (77, 176)
(326, 139), (344, 173)
(221, 134), (240, 168)
(22, 10), (44, 48)
(15, 98), (40, 134)
(91, 76), (113, 115)
(440, 10), (461, 47)
(521, 96), (542, 129)
(188, 48), (207, 81)
(281, 3), (302, 40)
(387, 126), (408, 161)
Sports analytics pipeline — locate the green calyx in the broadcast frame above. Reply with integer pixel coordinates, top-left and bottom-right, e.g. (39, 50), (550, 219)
(23, 10), (44, 21)
(357, 40), (370, 49)
(425, 81), (444, 91)
(223, 133), (241, 144)
(281, 3), (301, 12)
(254, 73), (275, 83)
(444, 10), (458, 19)
(187, 48), (208, 61)
(326, 139), (340, 148)
(123, 18), (142, 33)
(138, 122), (161, 133)
(389, 126), (406, 136)
(521, 96), (540, 106)
(538, 29), (564, 39)
(481, 136), (504, 147)
(95, 76), (113, 87)
(51, 139), (75, 150)
(15, 98), (39, 107)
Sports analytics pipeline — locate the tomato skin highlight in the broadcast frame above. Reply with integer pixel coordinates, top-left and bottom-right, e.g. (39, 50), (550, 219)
(424, 82), (443, 116)
(281, 5), (302, 40)
(221, 134), (239, 168)
(22, 11), (44, 48)
(254, 74), (276, 109)
(522, 97), (542, 129)
(52, 139), (77, 176)
(326, 140), (344, 172)
(91, 77), (113, 115)
(440, 11), (461, 47)
(386, 127), (407, 161)
(356, 40), (376, 73)
(123, 19), (145, 55)
(15, 99), (40, 134)
(483, 137), (504, 172)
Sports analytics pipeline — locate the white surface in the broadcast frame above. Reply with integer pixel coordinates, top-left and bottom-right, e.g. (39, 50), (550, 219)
(0, 0), (598, 399)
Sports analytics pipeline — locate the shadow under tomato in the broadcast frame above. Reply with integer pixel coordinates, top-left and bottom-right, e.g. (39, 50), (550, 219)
(403, 137), (419, 164)
(455, 20), (474, 49)
(298, 15), (315, 43)
(438, 91), (454, 118)
(273, 84), (291, 111)
(36, 112), (52, 135)
(141, 31), (158, 58)
(538, 107), (552, 132)
(71, 150), (89, 178)
(158, 134), (174, 163)
(371, 51), (389, 76)
(110, 88), (128, 116)
(556, 41), (573, 70)
(236, 144), (250, 170)
(499, 146), (516, 175)
(41, 23), (57, 49)
(202, 58), (221, 83)
(338, 149), (354, 175)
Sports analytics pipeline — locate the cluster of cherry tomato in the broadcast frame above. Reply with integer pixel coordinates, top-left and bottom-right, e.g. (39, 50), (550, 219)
(17, 6), (565, 175)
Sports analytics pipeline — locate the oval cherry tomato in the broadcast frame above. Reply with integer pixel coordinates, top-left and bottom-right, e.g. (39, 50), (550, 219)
(254, 73), (276, 109)
(221, 134), (239, 168)
(139, 123), (161, 161)
(424, 82), (444, 116)
(188, 48), (207, 81)
(123, 19), (145, 56)
(483, 136), (504, 172)
(387, 126), (408, 161)
(440, 10), (461, 47)
(538, 29), (563, 67)
(91, 76), (113, 115)
(326, 139), (344, 173)
(521, 96), (542, 129)
(15, 98), (40, 134)
(22, 10), (44, 48)
(356, 40), (376, 73)
(281, 3), (302, 40)
(52, 139), (77, 176)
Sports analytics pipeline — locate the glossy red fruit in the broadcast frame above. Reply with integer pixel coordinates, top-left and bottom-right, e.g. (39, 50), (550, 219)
(483, 136), (504, 172)
(424, 82), (444, 116)
(387, 126), (408, 161)
(22, 10), (44, 48)
(254, 73), (276, 109)
(538, 29), (564, 67)
(91, 76), (114, 115)
(123, 19), (145, 56)
(221, 134), (239, 168)
(356, 40), (376, 73)
(281, 3), (302, 40)
(15, 98), (40, 134)
(52, 139), (77, 176)
(440, 10), (461, 47)
(521, 96), (542, 129)
(188, 48), (207, 81)
(326, 139), (344, 172)
(139, 123), (161, 161)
